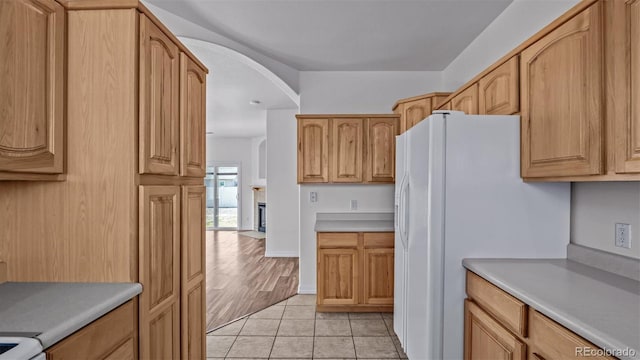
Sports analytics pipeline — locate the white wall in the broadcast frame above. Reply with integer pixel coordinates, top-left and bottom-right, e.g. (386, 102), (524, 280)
(297, 71), (442, 293)
(300, 71), (442, 113)
(207, 137), (254, 230)
(571, 183), (640, 259)
(266, 109), (300, 257)
(251, 136), (267, 187)
(442, 0), (580, 90)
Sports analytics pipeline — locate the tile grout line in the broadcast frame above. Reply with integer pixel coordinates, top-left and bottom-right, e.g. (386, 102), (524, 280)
(223, 317), (246, 358)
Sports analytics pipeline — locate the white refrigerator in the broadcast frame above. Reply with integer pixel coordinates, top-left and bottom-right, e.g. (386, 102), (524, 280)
(394, 111), (570, 360)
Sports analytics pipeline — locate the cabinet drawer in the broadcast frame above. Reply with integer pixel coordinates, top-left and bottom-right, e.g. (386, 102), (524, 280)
(529, 310), (614, 360)
(466, 271), (527, 337)
(47, 301), (136, 360)
(363, 232), (394, 248)
(318, 233), (358, 248)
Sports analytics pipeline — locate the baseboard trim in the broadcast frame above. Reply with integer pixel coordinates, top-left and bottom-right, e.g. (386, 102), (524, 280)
(264, 251), (299, 258)
(297, 285), (316, 295)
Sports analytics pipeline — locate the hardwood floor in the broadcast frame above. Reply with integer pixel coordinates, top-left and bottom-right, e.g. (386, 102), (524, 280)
(206, 230), (299, 332)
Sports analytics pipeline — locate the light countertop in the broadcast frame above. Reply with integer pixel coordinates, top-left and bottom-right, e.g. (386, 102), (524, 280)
(314, 212), (394, 232)
(463, 259), (640, 360)
(0, 282), (142, 349)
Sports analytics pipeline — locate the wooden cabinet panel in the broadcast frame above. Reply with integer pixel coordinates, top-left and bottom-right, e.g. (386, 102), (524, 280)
(298, 118), (329, 183)
(331, 118), (363, 183)
(181, 185), (205, 360)
(47, 301), (136, 360)
(403, 98), (432, 131)
(182, 186), (205, 283)
(464, 300), (526, 360)
(466, 272), (527, 337)
(0, 0), (65, 174)
(139, 15), (180, 175)
(182, 280), (205, 360)
(365, 118), (397, 183)
(139, 186), (180, 360)
(479, 56), (520, 115)
(103, 338), (135, 360)
(317, 248), (359, 305)
(521, 3), (604, 178)
(318, 232), (359, 248)
(451, 84), (479, 115)
(614, 0), (640, 173)
(363, 248), (394, 305)
(529, 310), (614, 360)
(180, 54), (207, 177)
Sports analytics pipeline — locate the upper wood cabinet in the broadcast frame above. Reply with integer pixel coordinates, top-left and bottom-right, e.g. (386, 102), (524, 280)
(365, 118), (398, 183)
(464, 299), (526, 360)
(331, 118), (364, 183)
(479, 56), (520, 115)
(298, 117), (330, 183)
(403, 98), (432, 132)
(392, 93), (451, 134)
(451, 84), (479, 115)
(139, 15), (180, 176)
(139, 185), (181, 360)
(0, 0), (65, 177)
(180, 54), (207, 177)
(297, 115), (399, 184)
(613, 0), (640, 174)
(520, 2), (604, 178)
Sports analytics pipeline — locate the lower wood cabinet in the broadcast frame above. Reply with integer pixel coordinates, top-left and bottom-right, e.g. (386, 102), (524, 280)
(464, 299), (526, 360)
(317, 232), (393, 312)
(47, 301), (137, 360)
(465, 271), (615, 360)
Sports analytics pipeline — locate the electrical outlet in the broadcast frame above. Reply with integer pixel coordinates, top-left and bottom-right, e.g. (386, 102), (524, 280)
(310, 192), (318, 203)
(350, 200), (358, 211)
(615, 223), (631, 249)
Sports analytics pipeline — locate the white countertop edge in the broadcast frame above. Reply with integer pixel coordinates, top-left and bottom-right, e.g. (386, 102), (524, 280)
(37, 283), (142, 349)
(462, 260), (640, 360)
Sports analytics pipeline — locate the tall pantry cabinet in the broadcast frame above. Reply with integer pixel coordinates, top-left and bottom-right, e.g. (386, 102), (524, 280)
(0, 1), (208, 359)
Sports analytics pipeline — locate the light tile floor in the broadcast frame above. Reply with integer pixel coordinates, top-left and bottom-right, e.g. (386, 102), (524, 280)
(207, 294), (409, 359)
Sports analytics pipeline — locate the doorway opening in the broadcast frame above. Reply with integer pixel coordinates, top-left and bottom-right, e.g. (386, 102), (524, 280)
(205, 165), (240, 230)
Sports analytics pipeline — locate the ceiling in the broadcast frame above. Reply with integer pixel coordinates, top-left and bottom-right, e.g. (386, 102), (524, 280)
(182, 38), (298, 138)
(146, 0), (513, 71)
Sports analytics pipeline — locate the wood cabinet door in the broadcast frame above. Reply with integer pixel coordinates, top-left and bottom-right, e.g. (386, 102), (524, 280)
(139, 15), (180, 175)
(614, 0), (640, 173)
(363, 248), (394, 305)
(331, 118), (363, 183)
(181, 185), (206, 360)
(0, 0), (65, 174)
(403, 98), (432, 130)
(365, 118), (398, 183)
(521, 3), (604, 178)
(479, 56), (520, 115)
(317, 248), (359, 305)
(297, 118), (329, 183)
(464, 300), (526, 360)
(451, 84), (479, 115)
(180, 54), (207, 177)
(139, 186), (181, 360)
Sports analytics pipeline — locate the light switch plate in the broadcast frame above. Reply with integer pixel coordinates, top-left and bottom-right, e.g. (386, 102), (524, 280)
(350, 200), (358, 211)
(615, 223), (631, 249)
(310, 192), (318, 203)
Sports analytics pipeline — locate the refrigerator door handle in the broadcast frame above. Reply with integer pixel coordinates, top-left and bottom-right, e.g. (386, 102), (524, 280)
(397, 174), (406, 246)
(402, 182), (410, 245)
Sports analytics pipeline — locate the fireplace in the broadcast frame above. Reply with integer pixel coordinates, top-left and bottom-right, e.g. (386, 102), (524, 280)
(258, 202), (266, 232)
